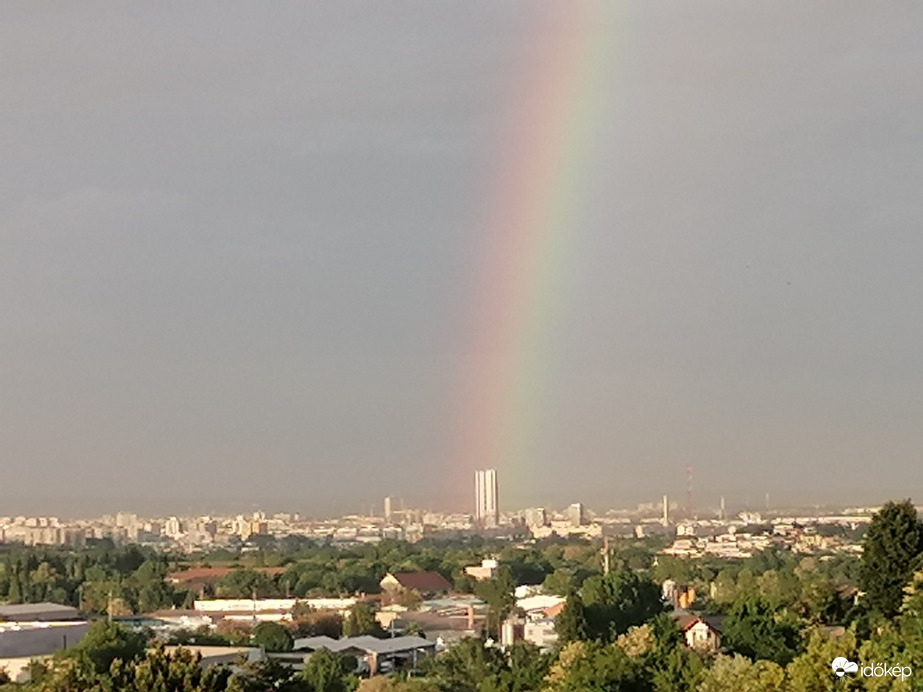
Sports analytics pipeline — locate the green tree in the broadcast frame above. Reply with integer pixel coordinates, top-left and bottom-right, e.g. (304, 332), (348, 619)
(7, 577), (22, 604)
(554, 592), (588, 646)
(215, 619), (255, 646)
(252, 621), (294, 652)
(422, 637), (506, 692)
(343, 603), (384, 638)
(859, 499), (923, 618)
(232, 657), (309, 692)
(543, 640), (644, 692)
(579, 566), (665, 643)
(649, 646), (704, 692)
(847, 570), (923, 692)
(757, 569), (801, 611)
(130, 646), (234, 692)
(698, 654), (787, 692)
(785, 628), (859, 692)
(541, 569), (575, 597)
(473, 567), (516, 639)
(62, 621), (148, 674)
(722, 595), (801, 666)
(500, 641), (551, 692)
(216, 568), (279, 598)
(710, 568), (738, 606)
(32, 646), (235, 692)
(357, 678), (439, 692)
(301, 648), (356, 692)
(299, 612), (345, 640)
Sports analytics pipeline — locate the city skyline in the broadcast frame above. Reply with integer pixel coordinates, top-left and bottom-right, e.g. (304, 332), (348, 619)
(2, 2), (923, 513)
(0, 490), (899, 524)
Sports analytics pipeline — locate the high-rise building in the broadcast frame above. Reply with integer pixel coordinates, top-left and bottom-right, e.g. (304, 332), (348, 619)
(164, 516), (183, 538)
(384, 496), (393, 523)
(524, 507), (547, 529)
(474, 469), (499, 527)
(566, 502), (585, 527)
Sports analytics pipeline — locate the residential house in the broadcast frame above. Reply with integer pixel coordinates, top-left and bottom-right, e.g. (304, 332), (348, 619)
(680, 615), (724, 652)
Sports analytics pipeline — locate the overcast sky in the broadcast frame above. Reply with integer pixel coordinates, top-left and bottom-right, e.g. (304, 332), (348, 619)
(2, 2), (922, 517)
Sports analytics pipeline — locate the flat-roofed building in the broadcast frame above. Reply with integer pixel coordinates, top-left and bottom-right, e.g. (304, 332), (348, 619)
(0, 620), (89, 658)
(0, 603), (81, 622)
(464, 559), (499, 581)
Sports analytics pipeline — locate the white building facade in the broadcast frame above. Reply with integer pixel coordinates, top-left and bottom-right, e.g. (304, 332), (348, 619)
(474, 469), (499, 527)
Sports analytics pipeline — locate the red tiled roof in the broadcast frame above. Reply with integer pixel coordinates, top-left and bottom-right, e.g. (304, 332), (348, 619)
(544, 602), (566, 619)
(386, 571), (452, 592)
(681, 615), (725, 634)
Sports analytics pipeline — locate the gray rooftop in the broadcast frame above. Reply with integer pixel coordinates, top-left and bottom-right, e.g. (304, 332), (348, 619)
(0, 603), (81, 622)
(292, 634), (434, 655)
(356, 636), (434, 655)
(292, 635), (338, 651)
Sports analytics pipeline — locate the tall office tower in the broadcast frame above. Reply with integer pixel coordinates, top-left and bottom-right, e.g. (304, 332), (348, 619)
(662, 494), (669, 526)
(384, 496), (393, 523)
(474, 469), (499, 527)
(567, 502), (585, 527)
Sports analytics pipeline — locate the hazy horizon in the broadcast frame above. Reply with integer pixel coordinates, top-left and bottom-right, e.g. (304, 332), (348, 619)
(0, 490), (897, 523)
(2, 2), (923, 517)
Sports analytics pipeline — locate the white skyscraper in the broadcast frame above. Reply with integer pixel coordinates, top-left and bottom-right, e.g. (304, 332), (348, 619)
(567, 502), (585, 527)
(474, 469), (499, 526)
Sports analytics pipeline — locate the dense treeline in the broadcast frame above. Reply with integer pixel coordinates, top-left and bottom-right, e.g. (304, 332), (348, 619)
(0, 543), (179, 614)
(204, 536), (608, 599)
(0, 522), (867, 622)
(0, 535), (612, 612)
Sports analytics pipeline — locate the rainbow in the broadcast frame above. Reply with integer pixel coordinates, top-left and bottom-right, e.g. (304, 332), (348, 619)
(453, 3), (622, 507)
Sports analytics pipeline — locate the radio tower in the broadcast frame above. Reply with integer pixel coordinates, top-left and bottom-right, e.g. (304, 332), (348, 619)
(686, 464), (694, 520)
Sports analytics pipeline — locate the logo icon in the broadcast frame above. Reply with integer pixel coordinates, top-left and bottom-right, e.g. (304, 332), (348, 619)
(832, 657), (858, 677)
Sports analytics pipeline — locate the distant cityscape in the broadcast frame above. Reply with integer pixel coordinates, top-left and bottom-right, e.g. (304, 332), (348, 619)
(1, 469), (878, 560)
